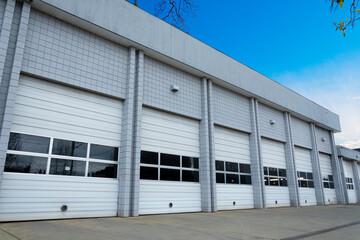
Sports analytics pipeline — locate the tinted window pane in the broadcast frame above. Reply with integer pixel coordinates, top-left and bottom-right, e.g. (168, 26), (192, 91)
(88, 162), (117, 178)
(299, 171), (306, 179)
(240, 164), (251, 173)
(308, 181), (314, 188)
(269, 167), (278, 176)
(8, 133), (50, 154)
(300, 180), (308, 188)
(264, 177), (269, 185)
(279, 169), (287, 177)
(216, 161), (224, 171)
(49, 158), (85, 176)
(216, 173), (225, 183)
(329, 182), (334, 189)
(226, 174), (239, 184)
(323, 182), (329, 188)
(226, 162), (238, 173)
(279, 178), (288, 187)
(307, 172), (313, 180)
(347, 185), (351, 189)
(140, 166), (158, 180)
(346, 178), (350, 183)
(53, 139), (87, 158)
(160, 154), (180, 167)
(182, 157), (199, 169)
(240, 175), (252, 185)
(90, 144), (118, 161)
(349, 178), (353, 183)
(328, 175), (333, 182)
(298, 180), (301, 187)
(264, 167), (268, 175)
(297, 171), (300, 177)
(5, 154), (47, 174)
(269, 177), (279, 186)
(160, 168), (180, 181)
(322, 175), (329, 181)
(182, 170), (199, 182)
(141, 151), (158, 165)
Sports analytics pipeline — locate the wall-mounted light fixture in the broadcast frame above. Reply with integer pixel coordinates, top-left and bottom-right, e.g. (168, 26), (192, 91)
(356, 155), (359, 159)
(170, 85), (179, 92)
(321, 138), (326, 142)
(269, 120), (276, 125)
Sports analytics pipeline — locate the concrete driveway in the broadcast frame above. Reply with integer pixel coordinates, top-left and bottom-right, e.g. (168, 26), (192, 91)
(0, 204), (359, 240)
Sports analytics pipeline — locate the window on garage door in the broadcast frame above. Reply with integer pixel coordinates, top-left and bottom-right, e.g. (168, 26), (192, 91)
(140, 150), (199, 182)
(5, 132), (119, 178)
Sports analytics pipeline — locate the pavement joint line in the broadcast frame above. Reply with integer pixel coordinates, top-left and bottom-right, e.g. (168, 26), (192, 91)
(0, 228), (22, 240)
(280, 220), (360, 240)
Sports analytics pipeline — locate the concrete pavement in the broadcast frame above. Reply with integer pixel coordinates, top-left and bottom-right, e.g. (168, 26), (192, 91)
(0, 204), (359, 240)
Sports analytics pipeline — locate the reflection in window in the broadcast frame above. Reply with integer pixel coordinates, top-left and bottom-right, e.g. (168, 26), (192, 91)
(8, 133), (50, 154)
(88, 162), (117, 178)
(297, 171), (314, 188)
(182, 156), (199, 169)
(264, 166), (288, 187)
(182, 170), (199, 182)
(90, 144), (118, 161)
(5, 154), (47, 174)
(52, 139), (87, 157)
(49, 158), (86, 176)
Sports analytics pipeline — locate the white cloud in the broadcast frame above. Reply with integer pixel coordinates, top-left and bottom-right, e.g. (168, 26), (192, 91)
(273, 53), (360, 149)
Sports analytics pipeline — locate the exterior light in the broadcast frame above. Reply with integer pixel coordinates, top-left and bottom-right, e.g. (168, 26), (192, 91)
(269, 120), (276, 125)
(170, 85), (179, 92)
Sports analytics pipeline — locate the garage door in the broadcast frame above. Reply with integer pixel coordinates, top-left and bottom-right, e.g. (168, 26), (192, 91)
(294, 147), (317, 206)
(318, 153), (337, 204)
(343, 160), (356, 203)
(139, 108), (201, 215)
(262, 138), (290, 207)
(0, 76), (122, 221)
(214, 126), (253, 210)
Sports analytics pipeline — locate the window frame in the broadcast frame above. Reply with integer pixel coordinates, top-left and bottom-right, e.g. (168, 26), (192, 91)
(5, 131), (119, 179)
(263, 166), (288, 187)
(215, 160), (252, 185)
(140, 150), (199, 183)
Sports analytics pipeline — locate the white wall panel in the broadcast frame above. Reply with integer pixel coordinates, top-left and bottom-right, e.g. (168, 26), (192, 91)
(343, 160), (357, 203)
(299, 188), (317, 206)
(12, 75), (123, 146)
(140, 108), (201, 215)
(214, 126), (251, 164)
(262, 138), (290, 207)
(0, 173), (118, 221)
(141, 108), (200, 157)
(319, 153), (337, 204)
(139, 181), (201, 215)
(216, 185), (254, 210)
(214, 126), (253, 210)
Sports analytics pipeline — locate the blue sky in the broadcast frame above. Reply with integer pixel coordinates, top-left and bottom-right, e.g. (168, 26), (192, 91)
(131, 0), (360, 148)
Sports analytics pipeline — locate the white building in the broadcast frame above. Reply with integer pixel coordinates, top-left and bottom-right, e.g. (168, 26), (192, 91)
(0, 0), (350, 221)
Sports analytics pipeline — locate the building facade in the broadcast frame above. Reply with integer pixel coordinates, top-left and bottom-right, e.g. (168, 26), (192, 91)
(0, 0), (347, 221)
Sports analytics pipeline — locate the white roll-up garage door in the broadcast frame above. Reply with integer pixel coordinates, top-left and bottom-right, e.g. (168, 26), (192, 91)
(214, 126), (253, 210)
(342, 160), (357, 203)
(294, 146), (317, 206)
(262, 138), (290, 207)
(318, 153), (337, 204)
(0, 76), (123, 221)
(139, 107), (201, 215)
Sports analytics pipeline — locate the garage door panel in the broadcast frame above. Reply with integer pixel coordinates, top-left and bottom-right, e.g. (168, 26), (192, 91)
(216, 185), (254, 210)
(0, 76), (122, 221)
(215, 126), (253, 210)
(139, 181), (201, 215)
(319, 153), (337, 204)
(299, 188), (317, 206)
(343, 160), (357, 203)
(262, 138), (290, 207)
(140, 108), (201, 215)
